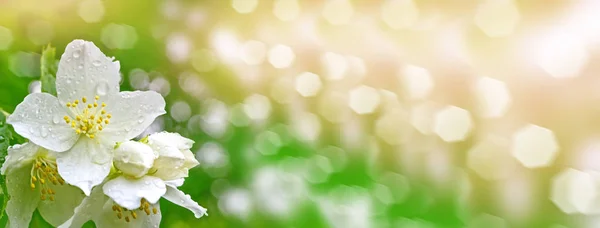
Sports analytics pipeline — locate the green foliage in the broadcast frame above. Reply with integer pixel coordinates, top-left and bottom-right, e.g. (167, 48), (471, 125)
(0, 111), (11, 221)
(40, 45), (58, 96)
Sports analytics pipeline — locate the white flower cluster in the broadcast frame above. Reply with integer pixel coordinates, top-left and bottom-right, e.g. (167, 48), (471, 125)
(2, 40), (207, 227)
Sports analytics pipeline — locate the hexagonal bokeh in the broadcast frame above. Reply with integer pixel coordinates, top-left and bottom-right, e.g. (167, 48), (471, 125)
(400, 64), (434, 100)
(511, 124), (559, 168)
(433, 105), (473, 142)
(474, 77), (512, 118)
(295, 72), (322, 97)
(380, 0), (419, 30)
(551, 168), (585, 214)
(474, 0), (520, 38)
(568, 171), (600, 215)
(467, 135), (518, 181)
(348, 85), (381, 115)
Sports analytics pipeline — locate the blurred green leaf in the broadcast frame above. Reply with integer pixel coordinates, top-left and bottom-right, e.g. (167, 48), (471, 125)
(0, 111), (11, 221)
(40, 45), (58, 96)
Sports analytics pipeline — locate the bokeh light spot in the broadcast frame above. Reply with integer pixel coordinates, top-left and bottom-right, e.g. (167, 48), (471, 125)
(381, 0), (419, 30)
(400, 65), (434, 100)
(166, 33), (192, 63)
(273, 0), (300, 22)
(232, 0), (259, 14)
(240, 40), (267, 65)
(511, 124), (559, 168)
(433, 106), (473, 142)
(474, 0), (520, 37)
(467, 135), (517, 181)
(474, 77), (512, 118)
(101, 23), (138, 50)
(322, 0), (354, 25)
(78, 0), (105, 23)
(170, 101), (192, 123)
(295, 72), (322, 97)
(243, 94), (272, 121)
(349, 85), (381, 115)
(27, 20), (54, 46)
(0, 26), (13, 50)
(268, 44), (295, 69)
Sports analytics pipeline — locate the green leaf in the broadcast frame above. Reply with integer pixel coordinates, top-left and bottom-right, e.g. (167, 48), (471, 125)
(0, 111), (11, 221)
(40, 45), (58, 96)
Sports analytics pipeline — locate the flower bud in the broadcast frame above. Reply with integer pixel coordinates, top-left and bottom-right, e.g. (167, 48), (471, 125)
(113, 141), (156, 178)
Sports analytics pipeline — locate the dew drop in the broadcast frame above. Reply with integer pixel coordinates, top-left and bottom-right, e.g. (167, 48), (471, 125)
(41, 126), (49, 138)
(29, 127), (35, 134)
(125, 126), (131, 132)
(96, 82), (109, 96)
(73, 50), (81, 58)
(78, 65), (83, 70)
(137, 118), (144, 123)
(66, 79), (72, 84)
(92, 60), (102, 67)
(52, 115), (61, 124)
(66, 58), (71, 62)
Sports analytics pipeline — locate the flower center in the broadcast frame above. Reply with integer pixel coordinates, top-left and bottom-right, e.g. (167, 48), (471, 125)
(112, 198), (158, 222)
(29, 156), (65, 201)
(63, 96), (112, 139)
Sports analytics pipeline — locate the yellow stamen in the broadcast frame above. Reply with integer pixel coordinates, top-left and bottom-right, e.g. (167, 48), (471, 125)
(66, 103), (71, 107)
(87, 104), (92, 109)
(82, 97), (87, 103)
(30, 183), (35, 189)
(152, 208), (157, 214)
(95, 95), (100, 100)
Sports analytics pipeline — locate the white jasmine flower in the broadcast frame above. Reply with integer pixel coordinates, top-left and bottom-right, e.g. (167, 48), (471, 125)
(59, 134), (207, 227)
(0, 143), (85, 228)
(7, 40), (166, 195)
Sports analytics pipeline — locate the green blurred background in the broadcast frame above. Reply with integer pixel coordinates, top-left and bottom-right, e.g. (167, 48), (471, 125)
(3, 0), (600, 227)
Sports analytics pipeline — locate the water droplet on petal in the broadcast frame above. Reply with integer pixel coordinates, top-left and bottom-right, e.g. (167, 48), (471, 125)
(96, 82), (109, 96)
(73, 50), (81, 58)
(78, 65), (83, 70)
(52, 115), (61, 124)
(92, 60), (102, 67)
(41, 126), (48, 138)
(29, 127), (35, 134)
(137, 118), (144, 123)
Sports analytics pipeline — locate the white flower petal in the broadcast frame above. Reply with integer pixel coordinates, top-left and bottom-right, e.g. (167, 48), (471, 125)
(38, 183), (86, 226)
(57, 138), (112, 196)
(7, 93), (78, 152)
(182, 149), (200, 169)
(164, 178), (185, 187)
(100, 91), (166, 144)
(102, 175), (166, 210)
(1, 143), (40, 175)
(147, 132), (198, 180)
(113, 141), (156, 178)
(148, 132), (194, 150)
(58, 185), (108, 228)
(56, 40), (121, 105)
(5, 165), (41, 228)
(95, 200), (162, 228)
(163, 186), (208, 218)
